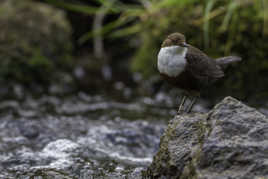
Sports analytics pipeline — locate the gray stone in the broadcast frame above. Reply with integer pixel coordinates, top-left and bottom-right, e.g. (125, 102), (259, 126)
(146, 96), (268, 179)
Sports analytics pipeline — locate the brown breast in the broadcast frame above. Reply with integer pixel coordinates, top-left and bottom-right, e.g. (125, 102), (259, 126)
(160, 69), (203, 95)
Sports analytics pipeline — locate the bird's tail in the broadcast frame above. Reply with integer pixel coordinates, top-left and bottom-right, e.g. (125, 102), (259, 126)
(216, 56), (242, 69)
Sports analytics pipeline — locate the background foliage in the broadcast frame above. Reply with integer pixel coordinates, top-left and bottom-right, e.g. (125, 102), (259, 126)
(0, 0), (73, 85)
(2, 0), (268, 104)
(47, 0), (268, 103)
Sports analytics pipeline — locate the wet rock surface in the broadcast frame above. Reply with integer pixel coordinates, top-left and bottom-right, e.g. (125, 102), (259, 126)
(0, 93), (169, 178)
(146, 96), (268, 179)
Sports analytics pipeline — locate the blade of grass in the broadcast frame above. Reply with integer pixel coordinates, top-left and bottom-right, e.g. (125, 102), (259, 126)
(261, 0), (268, 35)
(192, 7), (226, 25)
(220, 1), (238, 32)
(224, 11), (239, 54)
(79, 15), (137, 44)
(45, 0), (99, 15)
(203, 0), (217, 49)
(93, 0), (120, 58)
(46, 0), (121, 14)
(108, 24), (142, 38)
(155, 0), (196, 9)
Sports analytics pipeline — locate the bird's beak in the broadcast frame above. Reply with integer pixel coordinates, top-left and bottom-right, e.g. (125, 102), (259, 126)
(182, 42), (189, 47)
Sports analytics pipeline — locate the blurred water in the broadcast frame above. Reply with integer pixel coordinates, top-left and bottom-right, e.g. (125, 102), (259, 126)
(0, 91), (178, 178)
(1, 89), (266, 178)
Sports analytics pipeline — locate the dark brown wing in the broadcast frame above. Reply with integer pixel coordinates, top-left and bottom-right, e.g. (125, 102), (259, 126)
(186, 45), (224, 85)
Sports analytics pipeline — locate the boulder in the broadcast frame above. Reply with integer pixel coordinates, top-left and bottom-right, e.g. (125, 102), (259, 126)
(0, 0), (72, 84)
(146, 96), (268, 179)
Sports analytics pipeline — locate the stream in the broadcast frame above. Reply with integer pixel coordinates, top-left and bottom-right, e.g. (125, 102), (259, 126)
(0, 91), (179, 178)
(1, 88), (266, 178)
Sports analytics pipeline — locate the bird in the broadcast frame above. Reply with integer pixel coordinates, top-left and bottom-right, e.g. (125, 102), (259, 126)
(157, 32), (241, 113)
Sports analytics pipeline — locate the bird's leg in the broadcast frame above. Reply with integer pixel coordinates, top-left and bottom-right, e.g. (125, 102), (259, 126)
(177, 95), (187, 114)
(187, 96), (197, 113)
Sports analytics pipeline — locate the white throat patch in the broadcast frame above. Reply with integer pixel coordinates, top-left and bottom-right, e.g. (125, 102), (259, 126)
(157, 45), (187, 77)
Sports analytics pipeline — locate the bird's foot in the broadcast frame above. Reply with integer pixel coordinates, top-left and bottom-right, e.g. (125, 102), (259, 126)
(177, 109), (185, 115)
(177, 95), (187, 115)
(176, 95), (198, 115)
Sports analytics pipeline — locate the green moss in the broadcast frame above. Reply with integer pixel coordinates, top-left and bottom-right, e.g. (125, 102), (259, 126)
(0, 0), (73, 85)
(183, 113), (213, 179)
(181, 161), (198, 179)
(144, 117), (184, 178)
(195, 119), (208, 144)
(145, 113), (211, 178)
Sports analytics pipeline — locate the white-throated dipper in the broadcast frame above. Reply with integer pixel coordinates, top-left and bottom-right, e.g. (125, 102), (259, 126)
(157, 32), (241, 113)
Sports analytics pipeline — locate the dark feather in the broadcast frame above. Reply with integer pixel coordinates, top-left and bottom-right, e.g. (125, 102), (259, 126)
(216, 56), (242, 69)
(185, 45), (224, 85)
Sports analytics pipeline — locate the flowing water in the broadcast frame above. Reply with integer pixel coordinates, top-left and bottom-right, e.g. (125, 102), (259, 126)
(0, 90), (181, 178)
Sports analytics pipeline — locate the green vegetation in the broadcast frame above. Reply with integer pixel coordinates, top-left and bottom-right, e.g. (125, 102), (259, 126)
(0, 0), (266, 101)
(46, 0), (268, 101)
(0, 0), (73, 85)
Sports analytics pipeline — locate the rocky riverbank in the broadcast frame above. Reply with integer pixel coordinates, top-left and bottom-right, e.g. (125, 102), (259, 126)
(146, 97), (268, 179)
(1, 95), (267, 178)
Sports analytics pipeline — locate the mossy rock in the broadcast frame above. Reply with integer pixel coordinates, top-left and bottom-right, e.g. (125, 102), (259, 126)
(145, 97), (268, 179)
(0, 0), (73, 85)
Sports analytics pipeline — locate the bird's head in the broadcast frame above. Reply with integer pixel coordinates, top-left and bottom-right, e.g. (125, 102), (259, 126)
(161, 32), (189, 48)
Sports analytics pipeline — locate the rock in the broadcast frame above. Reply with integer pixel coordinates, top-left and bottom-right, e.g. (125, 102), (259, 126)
(0, 0), (73, 84)
(146, 96), (268, 179)
(0, 94), (166, 178)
